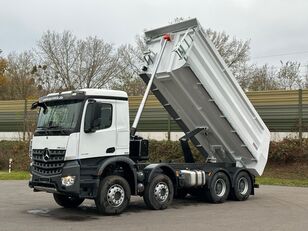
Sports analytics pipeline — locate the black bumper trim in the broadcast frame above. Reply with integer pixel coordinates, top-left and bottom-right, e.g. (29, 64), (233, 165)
(29, 160), (80, 196)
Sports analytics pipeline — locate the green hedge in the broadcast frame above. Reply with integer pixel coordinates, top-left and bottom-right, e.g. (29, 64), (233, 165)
(0, 139), (307, 171)
(150, 139), (308, 164)
(269, 138), (308, 163)
(148, 140), (205, 163)
(0, 141), (30, 171)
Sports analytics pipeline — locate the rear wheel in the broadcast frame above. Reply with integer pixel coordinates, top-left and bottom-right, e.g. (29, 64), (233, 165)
(53, 193), (84, 208)
(143, 174), (174, 210)
(205, 171), (230, 203)
(95, 175), (131, 215)
(231, 171), (252, 201)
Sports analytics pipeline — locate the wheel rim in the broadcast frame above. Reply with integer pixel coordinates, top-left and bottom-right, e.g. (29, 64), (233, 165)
(214, 179), (227, 197)
(154, 182), (169, 202)
(107, 184), (125, 207)
(238, 177), (249, 195)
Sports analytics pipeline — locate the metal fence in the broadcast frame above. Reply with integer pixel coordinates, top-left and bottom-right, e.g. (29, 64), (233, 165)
(0, 89), (308, 135)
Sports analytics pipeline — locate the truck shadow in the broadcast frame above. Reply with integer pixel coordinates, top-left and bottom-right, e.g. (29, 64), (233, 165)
(26, 195), (229, 221)
(128, 196), (206, 213)
(26, 205), (99, 221)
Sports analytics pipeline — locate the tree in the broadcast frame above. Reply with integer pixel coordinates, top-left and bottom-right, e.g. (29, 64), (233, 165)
(0, 59), (7, 85)
(0, 50), (8, 99)
(111, 42), (146, 96)
(248, 65), (279, 91)
(4, 51), (38, 140)
(205, 29), (250, 70)
(36, 31), (119, 91)
(38, 31), (75, 89)
(75, 36), (120, 88)
(277, 61), (302, 90)
(30, 63), (54, 94)
(304, 65), (308, 89)
(5, 51), (37, 99)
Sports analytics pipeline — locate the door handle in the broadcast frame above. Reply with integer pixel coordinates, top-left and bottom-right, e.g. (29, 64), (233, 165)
(106, 147), (115, 153)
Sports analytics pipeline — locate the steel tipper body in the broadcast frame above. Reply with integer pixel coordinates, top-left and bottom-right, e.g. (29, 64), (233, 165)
(29, 18), (270, 215)
(140, 18), (270, 176)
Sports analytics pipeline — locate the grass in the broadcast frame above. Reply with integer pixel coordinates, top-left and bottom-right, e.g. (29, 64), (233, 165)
(0, 171), (30, 180)
(256, 163), (308, 187)
(257, 177), (308, 187)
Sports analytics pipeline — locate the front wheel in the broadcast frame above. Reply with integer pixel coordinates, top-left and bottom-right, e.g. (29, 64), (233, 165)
(143, 174), (174, 210)
(95, 175), (131, 215)
(53, 193), (84, 208)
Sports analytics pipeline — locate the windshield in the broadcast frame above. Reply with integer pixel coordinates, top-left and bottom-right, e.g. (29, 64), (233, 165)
(37, 100), (83, 131)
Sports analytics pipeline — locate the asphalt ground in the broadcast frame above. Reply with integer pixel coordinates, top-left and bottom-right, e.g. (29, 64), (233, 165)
(0, 181), (307, 231)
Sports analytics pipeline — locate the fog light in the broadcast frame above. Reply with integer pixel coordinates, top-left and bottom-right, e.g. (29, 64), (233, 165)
(61, 176), (76, 187)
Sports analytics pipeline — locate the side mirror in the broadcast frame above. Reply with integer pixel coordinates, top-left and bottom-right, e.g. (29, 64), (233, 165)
(31, 101), (48, 114)
(31, 101), (39, 110)
(84, 100), (101, 133)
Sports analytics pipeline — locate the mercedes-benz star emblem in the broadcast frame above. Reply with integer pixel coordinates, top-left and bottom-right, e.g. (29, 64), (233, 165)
(43, 148), (50, 162)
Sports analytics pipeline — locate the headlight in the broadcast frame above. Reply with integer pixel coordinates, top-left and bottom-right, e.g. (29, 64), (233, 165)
(61, 176), (76, 187)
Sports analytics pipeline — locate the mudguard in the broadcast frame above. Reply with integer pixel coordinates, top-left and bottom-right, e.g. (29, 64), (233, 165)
(97, 156), (138, 194)
(143, 163), (177, 188)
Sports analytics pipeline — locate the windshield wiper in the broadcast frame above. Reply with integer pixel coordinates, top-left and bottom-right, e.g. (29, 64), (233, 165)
(48, 125), (61, 129)
(36, 125), (71, 135)
(36, 126), (49, 135)
(47, 125), (71, 135)
(37, 126), (47, 128)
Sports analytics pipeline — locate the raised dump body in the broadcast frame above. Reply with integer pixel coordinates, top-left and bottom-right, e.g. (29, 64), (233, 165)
(140, 19), (270, 176)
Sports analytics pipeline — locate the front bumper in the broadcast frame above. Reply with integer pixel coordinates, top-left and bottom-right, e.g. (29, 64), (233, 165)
(29, 160), (80, 196)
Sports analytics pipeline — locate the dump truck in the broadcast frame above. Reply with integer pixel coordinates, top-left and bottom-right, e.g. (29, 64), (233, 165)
(29, 18), (270, 215)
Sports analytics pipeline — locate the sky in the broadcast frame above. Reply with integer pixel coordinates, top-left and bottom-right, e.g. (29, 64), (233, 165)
(1, 0), (308, 72)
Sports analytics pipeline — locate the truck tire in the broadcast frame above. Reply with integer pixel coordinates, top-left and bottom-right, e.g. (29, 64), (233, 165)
(95, 175), (131, 215)
(230, 171), (252, 201)
(53, 193), (84, 208)
(205, 171), (230, 203)
(143, 174), (174, 210)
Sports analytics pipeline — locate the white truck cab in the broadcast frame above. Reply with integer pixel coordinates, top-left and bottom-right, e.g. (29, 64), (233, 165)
(31, 89), (130, 162)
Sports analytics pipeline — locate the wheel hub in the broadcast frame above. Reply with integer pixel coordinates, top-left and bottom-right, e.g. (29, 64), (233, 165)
(238, 177), (249, 195)
(154, 182), (169, 202)
(214, 179), (226, 197)
(107, 184), (125, 207)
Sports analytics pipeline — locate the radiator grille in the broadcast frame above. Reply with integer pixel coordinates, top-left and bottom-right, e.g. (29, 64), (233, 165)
(32, 149), (66, 176)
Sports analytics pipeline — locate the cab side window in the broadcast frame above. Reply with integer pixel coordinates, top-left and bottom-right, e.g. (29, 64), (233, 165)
(95, 103), (112, 130)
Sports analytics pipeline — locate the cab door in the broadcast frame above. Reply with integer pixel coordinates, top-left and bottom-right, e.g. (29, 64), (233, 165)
(79, 99), (117, 159)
